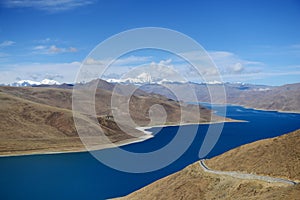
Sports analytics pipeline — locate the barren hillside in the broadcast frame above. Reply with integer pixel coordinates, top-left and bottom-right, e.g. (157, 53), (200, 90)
(206, 129), (300, 181)
(0, 91), (140, 156)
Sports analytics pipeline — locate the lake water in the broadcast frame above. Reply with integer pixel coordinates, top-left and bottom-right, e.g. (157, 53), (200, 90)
(1, 105), (300, 200)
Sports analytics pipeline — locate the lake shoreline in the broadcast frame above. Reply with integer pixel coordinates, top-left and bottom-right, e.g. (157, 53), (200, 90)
(135, 119), (246, 130)
(199, 102), (300, 114)
(0, 119), (244, 158)
(0, 134), (153, 158)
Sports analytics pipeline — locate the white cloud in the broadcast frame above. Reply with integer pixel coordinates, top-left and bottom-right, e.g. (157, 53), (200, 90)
(0, 61), (81, 84)
(179, 50), (263, 76)
(66, 51), (265, 84)
(85, 57), (104, 65)
(83, 57), (185, 83)
(227, 62), (245, 73)
(33, 45), (78, 54)
(208, 51), (263, 74)
(33, 45), (47, 50)
(32, 37), (78, 54)
(83, 56), (156, 81)
(0, 40), (15, 48)
(120, 59), (185, 82)
(49, 45), (61, 53)
(44, 73), (64, 80)
(156, 58), (172, 66)
(209, 51), (234, 59)
(3, 0), (96, 12)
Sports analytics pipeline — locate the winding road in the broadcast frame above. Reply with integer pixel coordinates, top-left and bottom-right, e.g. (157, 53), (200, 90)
(199, 160), (297, 185)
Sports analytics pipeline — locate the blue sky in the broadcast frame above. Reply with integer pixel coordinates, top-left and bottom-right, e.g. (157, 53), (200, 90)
(0, 0), (300, 85)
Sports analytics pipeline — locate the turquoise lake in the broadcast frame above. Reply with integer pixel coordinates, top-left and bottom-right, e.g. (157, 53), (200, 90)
(1, 105), (300, 199)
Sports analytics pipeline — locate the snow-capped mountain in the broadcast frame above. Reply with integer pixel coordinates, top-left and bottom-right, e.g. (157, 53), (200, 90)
(106, 72), (152, 84)
(203, 80), (223, 85)
(10, 79), (60, 87)
(105, 72), (188, 85)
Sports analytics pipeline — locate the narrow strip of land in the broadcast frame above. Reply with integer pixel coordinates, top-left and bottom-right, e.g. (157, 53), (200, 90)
(199, 160), (297, 185)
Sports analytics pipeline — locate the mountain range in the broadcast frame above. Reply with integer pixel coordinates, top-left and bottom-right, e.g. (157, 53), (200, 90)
(139, 82), (300, 113)
(10, 78), (299, 113)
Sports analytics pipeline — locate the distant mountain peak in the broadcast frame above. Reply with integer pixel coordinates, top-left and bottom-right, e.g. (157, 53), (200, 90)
(105, 73), (188, 85)
(10, 79), (60, 87)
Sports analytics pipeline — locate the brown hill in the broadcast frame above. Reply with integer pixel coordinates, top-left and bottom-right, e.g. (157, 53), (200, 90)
(229, 83), (300, 112)
(117, 162), (300, 200)
(118, 129), (300, 199)
(206, 129), (300, 181)
(141, 82), (300, 112)
(0, 79), (221, 156)
(0, 81), (218, 126)
(0, 91), (141, 156)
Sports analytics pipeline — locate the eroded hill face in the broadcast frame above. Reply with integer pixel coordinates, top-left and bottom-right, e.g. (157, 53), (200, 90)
(0, 79), (218, 156)
(117, 129), (300, 200)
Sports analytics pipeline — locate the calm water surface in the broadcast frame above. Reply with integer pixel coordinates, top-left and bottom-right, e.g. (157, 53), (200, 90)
(0, 105), (300, 200)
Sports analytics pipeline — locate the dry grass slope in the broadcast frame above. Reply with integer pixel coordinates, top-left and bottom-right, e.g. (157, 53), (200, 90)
(0, 91), (139, 155)
(117, 162), (300, 200)
(206, 129), (300, 181)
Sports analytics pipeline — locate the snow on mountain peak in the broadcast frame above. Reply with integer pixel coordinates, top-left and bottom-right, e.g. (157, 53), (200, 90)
(106, 73), (153, 84)
(40, 79), (60, 85)
(11, 79), (60, 87)
(105, 72), (189, 85)
(204, 80), (223, 85)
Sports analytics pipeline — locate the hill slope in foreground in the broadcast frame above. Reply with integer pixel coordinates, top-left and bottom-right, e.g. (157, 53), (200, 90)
(0, 82), (224, 156)
(118, 129), (300, 199)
